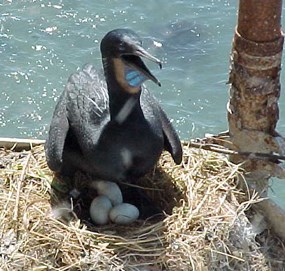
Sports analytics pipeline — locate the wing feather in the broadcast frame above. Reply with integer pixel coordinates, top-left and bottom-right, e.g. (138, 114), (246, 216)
(45, 91), (69, 171)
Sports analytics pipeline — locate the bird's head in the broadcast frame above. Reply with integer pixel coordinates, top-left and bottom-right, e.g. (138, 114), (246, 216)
(100, 29), (162, 93)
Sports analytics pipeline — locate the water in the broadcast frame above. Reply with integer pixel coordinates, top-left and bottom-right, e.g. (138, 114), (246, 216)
(0, 0), (285, 207)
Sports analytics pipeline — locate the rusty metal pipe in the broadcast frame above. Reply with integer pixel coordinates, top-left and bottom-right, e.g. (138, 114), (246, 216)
(238, 0), (282, 42)
(228, 0), (284, 148)
(228, 0), (285, 240)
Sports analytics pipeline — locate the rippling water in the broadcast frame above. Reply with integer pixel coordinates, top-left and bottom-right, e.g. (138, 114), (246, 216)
(0, 0), (238, 138)
(1, 0), (285, 206)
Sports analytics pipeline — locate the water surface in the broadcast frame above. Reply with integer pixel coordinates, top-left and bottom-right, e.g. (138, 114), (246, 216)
(1, 0), (285, 207)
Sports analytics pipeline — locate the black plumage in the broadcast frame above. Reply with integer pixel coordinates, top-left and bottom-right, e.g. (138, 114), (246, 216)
(45, 29), (182, 182)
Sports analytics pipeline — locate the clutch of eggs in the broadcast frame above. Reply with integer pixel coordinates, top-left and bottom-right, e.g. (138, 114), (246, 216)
(90, 197), (139, 225)
(89, 180), (139, 225)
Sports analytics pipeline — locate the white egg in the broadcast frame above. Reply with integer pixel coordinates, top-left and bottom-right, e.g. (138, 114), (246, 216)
(109, 203), (140, 225)
(91, 180), (123, 206)
(89, 196), (112, 225)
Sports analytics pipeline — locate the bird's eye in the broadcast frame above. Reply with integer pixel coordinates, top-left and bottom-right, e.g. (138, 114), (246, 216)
(118, 42), (125, 53)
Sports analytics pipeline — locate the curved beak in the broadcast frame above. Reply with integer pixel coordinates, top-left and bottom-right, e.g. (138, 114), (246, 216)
(121, 45), (162, 87)
(135, 47), (162, 69)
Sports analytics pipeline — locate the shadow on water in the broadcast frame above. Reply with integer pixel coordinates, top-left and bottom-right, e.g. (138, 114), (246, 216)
(146, 19), (207, 59)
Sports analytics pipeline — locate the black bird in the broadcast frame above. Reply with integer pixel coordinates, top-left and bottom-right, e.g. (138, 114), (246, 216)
(45, 29), (182, 182)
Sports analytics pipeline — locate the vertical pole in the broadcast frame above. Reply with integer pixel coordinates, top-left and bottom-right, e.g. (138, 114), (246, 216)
(228, 0), (285, 239)
(229, 0), (283, 149)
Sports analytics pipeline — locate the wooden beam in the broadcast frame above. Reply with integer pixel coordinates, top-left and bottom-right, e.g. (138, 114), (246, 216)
(0, 137), (45, 151)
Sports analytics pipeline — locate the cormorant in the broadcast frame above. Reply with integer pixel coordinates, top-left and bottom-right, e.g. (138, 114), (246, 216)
(45, 29), (182, 182)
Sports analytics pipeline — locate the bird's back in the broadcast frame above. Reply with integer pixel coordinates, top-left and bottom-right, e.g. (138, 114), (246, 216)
(45, 64), (110, 172)
(65, 64), (110, 152)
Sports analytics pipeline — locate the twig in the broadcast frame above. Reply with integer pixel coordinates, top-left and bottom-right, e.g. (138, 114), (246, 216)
(14, 152), (32, 239)
(189, 140), (285, 161)
(119, 181), (163, 191)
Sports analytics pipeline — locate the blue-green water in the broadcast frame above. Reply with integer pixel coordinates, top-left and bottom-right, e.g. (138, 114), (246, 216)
(1, 0), (285, 207)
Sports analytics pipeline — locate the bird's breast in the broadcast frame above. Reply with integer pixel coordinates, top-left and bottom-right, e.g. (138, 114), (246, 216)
(90, 121), (164, 181)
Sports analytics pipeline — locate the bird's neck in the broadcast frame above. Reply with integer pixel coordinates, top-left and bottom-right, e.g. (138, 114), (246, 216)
(103, 58), (143, 123)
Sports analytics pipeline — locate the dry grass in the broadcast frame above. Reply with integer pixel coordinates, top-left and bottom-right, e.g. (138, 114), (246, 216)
(0, 142), (284, 270)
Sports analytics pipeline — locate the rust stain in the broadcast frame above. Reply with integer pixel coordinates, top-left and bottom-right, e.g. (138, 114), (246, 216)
(228, 30), (283, 134)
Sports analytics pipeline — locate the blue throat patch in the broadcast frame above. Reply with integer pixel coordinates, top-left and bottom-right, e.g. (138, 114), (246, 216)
(125, 67), (147, 87)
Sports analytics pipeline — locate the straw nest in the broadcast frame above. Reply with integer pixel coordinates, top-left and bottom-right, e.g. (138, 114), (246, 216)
(0, 142), (285, 270)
